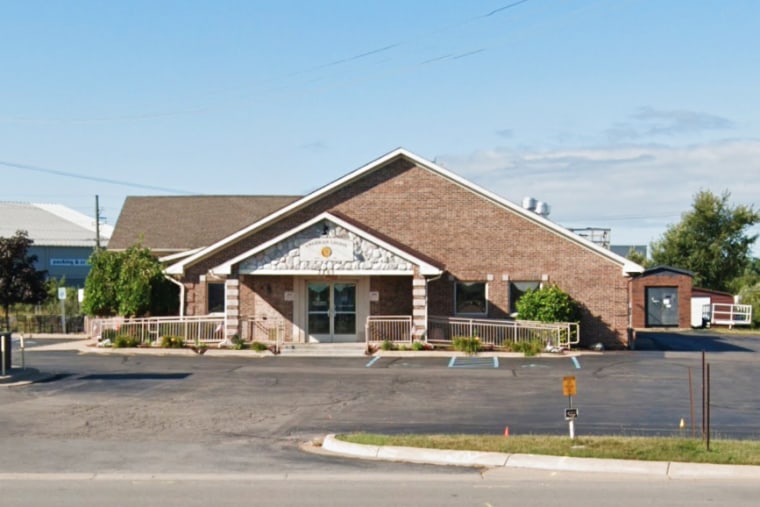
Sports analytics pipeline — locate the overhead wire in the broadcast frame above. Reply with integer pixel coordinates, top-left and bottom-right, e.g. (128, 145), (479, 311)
(0, 160), (195, 195)
(0, 1), (541, 125)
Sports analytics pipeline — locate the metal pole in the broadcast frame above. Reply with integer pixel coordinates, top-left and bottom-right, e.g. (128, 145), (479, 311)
(701, 350), (706, 438)
(706, 363), (711, 451)
(1, 334), (6, 377)
(688, 367), (695, 438)
(95, 194), (101, 250)
(568, 395), (575, 440)
(60, 297), (67, 334)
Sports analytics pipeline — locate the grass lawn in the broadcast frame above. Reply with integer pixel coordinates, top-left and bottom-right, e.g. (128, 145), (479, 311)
(338, 433), (760, 466)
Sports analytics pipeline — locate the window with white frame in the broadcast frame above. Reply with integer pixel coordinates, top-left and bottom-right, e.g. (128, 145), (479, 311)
(207, 282), (225, 314)
(455, 281), (487, 315)
(509, 281), (541, 314)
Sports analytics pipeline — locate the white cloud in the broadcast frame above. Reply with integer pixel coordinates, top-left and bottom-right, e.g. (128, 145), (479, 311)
(438, 139), (760, 253)
(606, 107), (735, 141)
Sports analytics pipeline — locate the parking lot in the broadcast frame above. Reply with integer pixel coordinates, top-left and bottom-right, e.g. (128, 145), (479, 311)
(1, 331), (759, 474)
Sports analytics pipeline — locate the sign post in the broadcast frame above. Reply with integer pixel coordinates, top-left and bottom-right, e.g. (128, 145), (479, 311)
(58, 287), (67, 334)
(563, 375), (578, 440)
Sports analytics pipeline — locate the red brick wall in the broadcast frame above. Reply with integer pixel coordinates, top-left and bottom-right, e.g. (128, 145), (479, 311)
(239, 275), (294, 322)
(631, 272), (692, 328)
(184, 158), (633, 347)
(370, 276), (413, 315)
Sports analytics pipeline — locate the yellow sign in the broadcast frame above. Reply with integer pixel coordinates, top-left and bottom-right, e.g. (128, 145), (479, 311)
(563, 376), (577, 397)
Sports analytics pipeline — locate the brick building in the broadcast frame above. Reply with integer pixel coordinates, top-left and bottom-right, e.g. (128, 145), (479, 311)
(629, 266), (693, 329)
(130, 148), (645, 348)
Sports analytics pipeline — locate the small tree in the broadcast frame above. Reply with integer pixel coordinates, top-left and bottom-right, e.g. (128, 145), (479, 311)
(0, 230), (49, 331)
(515, 284), (579, 323)
(739, 283), (760, 328)
(729, 257), (760, 295)
(116, 244), (166, 316)
(83, 243), (177, 317)
(82, 249), (122, 316)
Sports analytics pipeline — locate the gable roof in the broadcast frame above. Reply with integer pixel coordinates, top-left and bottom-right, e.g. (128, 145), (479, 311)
(0, 202), (113, 247)
(109, 195), (300, 253)
(638, 265), (694, 278)
(166, 148), (645, 276)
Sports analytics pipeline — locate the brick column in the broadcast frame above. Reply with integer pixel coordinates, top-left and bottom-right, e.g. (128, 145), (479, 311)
(412, 275), (427, 340)
(225, 278), (240, 340)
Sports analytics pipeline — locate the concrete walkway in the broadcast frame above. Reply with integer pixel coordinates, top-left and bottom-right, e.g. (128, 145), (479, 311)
(320, 434), (760, 480)
(9, 333), (591, 358)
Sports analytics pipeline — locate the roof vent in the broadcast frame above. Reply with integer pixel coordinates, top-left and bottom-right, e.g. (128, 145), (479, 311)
(522, 196), (537, 212)
(522, 196), (550, 218)
(535, 201), (551, 218)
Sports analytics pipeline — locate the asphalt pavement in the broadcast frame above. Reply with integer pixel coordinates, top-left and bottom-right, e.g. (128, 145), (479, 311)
(3, 331), (760, 480)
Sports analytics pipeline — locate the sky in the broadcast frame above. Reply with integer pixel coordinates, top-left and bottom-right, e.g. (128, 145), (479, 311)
(2, 0), (759, 255)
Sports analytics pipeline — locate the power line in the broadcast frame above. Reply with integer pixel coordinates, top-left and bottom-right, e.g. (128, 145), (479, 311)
(0, 160), (195, 195)
(0, 1), (539, 125)
(483, 0), (534, 18)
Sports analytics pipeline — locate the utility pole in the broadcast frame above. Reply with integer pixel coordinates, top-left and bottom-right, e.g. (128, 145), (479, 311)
(95, 194), (101, 250)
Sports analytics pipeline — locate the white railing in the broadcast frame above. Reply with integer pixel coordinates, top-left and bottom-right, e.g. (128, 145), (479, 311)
(239, 317), (289, 348)
(88, 315), (225, 345)
(704, 303), (753, 328)
(427, 316), (580, 349)
(365, 316), (413, 345)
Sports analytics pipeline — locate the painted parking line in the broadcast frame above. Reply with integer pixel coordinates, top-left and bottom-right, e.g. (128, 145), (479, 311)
(449, 356), (499, 369)
(571, 356), (581, 369)
(365, 356), (381, 368)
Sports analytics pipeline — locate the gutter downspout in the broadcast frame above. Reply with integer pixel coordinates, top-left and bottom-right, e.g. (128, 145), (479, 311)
(164, 275), (186, 318)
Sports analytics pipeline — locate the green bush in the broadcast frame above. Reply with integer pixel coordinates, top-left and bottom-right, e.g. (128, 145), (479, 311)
(101, 328), (118, 341)
(160, 335), (185, 348)
(739, 283), (760, 328)
(231, 334), (248, 350)
(452, 336), (482, 355)
(412, 341), (426, 351)
(112, 334), (141, 348)
(380, 340), (396, 351)
(512, 340), (544, 357)
(251, 341), (269, 352)
(515, 284), (579, 323)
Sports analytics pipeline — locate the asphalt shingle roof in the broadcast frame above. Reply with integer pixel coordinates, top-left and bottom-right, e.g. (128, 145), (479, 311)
(108, 195), (301, 252)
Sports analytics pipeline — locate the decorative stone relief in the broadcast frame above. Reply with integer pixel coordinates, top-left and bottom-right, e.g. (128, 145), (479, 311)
(239, 220), (414, 273)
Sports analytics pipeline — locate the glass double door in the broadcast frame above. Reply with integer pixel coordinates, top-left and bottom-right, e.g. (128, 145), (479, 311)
(307, 281), (357, 342)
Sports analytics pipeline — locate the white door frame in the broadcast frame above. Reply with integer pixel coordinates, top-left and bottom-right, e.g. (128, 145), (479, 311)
(295, 277), (368, 343)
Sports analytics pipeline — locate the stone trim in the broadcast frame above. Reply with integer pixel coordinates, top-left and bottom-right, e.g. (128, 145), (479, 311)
(239, 220), (414, 274)
(225, 278), (240, 339)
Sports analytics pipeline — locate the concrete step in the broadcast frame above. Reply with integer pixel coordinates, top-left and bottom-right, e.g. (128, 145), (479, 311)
(278, 343), (368, 357)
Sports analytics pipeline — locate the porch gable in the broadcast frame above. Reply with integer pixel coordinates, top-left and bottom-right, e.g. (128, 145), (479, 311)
(211, 212), (442, 276)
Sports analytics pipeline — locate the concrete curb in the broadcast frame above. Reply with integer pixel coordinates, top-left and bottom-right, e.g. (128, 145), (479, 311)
(505, 453), (667, 476)
(667, 461), (760, 480)
(78, 345), (272, 358)
(0, 368), (58, 388)
(379, 446), (509, 467)
(320, 434), (760, 480)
